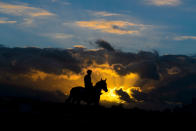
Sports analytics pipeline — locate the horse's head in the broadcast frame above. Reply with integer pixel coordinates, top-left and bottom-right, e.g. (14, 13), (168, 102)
(97, 78), (108, 92)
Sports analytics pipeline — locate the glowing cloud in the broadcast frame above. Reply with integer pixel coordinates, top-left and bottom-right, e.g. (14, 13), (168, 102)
(42, 33), (73, 40)
(76, 20), (143, 35)
(73, 45), (86, 48)
(145, 0), (181, 6)
(0, 18), (16, 24)
(174, 35), (196, 40)
(92, 11), (121, 17)
(0, 2), (54, 17)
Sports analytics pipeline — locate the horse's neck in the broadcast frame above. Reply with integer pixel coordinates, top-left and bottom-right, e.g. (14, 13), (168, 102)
(94, 84), (101, 93)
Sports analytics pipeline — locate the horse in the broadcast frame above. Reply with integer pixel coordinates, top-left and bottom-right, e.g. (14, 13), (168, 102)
(65, 79), (108, 105)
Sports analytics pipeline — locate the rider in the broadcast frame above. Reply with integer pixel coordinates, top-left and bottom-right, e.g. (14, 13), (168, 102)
(84, 70), (93, 89)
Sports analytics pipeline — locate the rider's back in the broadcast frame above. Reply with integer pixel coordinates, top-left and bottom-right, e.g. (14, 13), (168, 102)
(84, 74), (93, 88)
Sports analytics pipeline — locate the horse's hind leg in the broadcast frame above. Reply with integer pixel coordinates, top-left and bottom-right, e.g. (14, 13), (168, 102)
(74, 97), (81, 105)
(65, 96), (73, 104)
(69, 96), (79, 105)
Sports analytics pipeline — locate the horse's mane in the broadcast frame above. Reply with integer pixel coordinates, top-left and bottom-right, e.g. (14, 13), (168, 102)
(94, 80), (103, 88)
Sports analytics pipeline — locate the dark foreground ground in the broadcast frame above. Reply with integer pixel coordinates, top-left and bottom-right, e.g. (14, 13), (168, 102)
(0, 97), (195, 129)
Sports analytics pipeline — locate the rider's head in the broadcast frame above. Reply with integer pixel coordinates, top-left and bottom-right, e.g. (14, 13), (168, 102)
(87, 70), (92, 75)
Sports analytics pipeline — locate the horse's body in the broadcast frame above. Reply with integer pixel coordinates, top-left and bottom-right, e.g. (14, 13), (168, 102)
(66, 79), (108, 105)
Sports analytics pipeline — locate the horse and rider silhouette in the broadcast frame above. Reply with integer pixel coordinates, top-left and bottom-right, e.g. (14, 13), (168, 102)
(66, 70), (108, 105)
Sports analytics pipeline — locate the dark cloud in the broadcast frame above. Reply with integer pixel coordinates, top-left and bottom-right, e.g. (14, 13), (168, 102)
(151, 73), (196, 103)
(128, 73), (196, 110)
(94, 39), (115, 52)
(113, 61), (160, 80)
(115, 88), (134, 103)
(0, 47), (81, 74)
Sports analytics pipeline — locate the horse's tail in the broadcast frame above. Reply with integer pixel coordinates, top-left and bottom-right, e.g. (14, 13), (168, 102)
(65, 95), (71, 104)
(65, 89), (73, 104)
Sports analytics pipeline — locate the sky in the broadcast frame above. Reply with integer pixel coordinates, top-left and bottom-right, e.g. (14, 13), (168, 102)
(0, 0), (196, 55)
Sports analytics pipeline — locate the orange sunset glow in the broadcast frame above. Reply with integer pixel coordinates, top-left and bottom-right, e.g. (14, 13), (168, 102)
(88, 64), (141, 103)
(23, 63), (142, 104)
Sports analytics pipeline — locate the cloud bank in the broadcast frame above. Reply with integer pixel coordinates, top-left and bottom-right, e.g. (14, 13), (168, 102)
(0, 40), (195, 110)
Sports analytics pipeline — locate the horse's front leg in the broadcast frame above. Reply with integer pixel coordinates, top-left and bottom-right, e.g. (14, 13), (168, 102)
(94, 95), (100, 105)
(86, 96), (92, 105)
